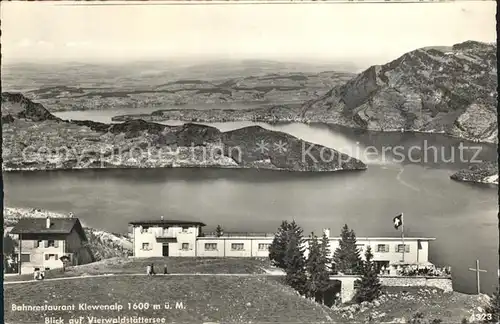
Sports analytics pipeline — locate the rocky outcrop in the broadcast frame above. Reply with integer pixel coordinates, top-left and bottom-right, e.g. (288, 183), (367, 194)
(300, 41), (497, 143)
(112, 41), (497, 145)
(2, 93), (366, 172)
(1, 92), (61, 122)
(451, 161), (498, 185)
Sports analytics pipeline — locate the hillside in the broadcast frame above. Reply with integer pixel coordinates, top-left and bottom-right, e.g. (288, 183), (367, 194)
(113, 41), (498, 146)
(3, 257), (492, 324)
(1, 92), (366, 172)
(301, 41), (497, 144)
(3, 207), (132, 261)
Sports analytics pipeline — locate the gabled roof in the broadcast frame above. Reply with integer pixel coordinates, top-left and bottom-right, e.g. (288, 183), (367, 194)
(11, 218), (87, 241)
(129, 220), (206, 227)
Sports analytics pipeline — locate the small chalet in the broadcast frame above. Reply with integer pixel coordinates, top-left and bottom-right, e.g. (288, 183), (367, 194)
(10, 217), (94, 274)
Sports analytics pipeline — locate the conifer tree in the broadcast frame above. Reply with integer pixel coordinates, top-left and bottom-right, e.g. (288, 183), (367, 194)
(354, 246), (382, 303)
(483, 286), (500, 323)
(320, 231), (332, 273)
(215, 225), (224, 237)
(318, 231), (333, 301)
(306, 232), (333, 304)
(269, 221), (290, 269)
(332, 224), (362, 275)
(306, 233), (322, 301)
(283, 229), (307, 295)
(269, 220), (303, 269)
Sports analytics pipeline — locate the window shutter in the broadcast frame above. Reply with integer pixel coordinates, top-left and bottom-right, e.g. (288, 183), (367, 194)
(405, 245), (410, 253)
(55, 254), (58, 260)
(34, 241), (38, 248)
(385, 244), (389, 252)
(395, 244), (399, 252)
(45, 254), (49, 261)
(54, 241), (59, 248)
(44, 241), (49, 248)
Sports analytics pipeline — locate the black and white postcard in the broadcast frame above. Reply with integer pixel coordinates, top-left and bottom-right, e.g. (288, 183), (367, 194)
(1, 1), (498, 323)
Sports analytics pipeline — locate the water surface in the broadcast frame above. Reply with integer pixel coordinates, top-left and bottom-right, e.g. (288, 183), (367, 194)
(4, 109), (498, 294)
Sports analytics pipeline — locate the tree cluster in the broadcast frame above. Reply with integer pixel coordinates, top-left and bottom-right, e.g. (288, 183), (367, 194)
(269, 221), (332, 301)
(269, 222), (382, 306)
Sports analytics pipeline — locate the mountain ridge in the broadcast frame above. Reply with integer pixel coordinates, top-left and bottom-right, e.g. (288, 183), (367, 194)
(301, 40), (497, 143)
(1, 92), (366, 172)
(112, 41), (497, 144)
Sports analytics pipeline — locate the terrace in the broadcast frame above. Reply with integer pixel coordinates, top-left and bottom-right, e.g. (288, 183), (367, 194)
(201, 232), (275, 238)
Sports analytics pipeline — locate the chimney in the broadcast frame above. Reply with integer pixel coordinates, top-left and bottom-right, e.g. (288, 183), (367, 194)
(46, 217), (51, 229)
(323, 228), (330, 238)
(160, 216), (164, 221)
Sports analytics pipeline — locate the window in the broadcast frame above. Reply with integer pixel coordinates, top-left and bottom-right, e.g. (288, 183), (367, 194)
(47, 240), (55, 247)
(376, 244), (389, 253)
(204, 243), (217, 251)
(231, 243), (244, 251)
(20, 254), (30, 262)
(142, 243), (150, 250)
(140, 227), (149, 234)
(395, 244), (410, 253)
(258, 243), (270, 251)
(35, 240), (43, 248)
(181, 243), (189, 250)
(45, 254), (58, 261)
(45, 268), (50, 271)
(181, 227), (189, 233)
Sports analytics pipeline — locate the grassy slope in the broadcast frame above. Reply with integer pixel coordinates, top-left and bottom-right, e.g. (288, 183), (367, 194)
(4, 277), (488, 323)
(4, 257), (271, 282)
(4, 257), (489, 323)
(5, 276), (336, 323)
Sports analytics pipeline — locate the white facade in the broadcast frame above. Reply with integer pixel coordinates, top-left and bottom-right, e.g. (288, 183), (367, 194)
(131, 222), (434, 265)
(131, 223), (201, 257)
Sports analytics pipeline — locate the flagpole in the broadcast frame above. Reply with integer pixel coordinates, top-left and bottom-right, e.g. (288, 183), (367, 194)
(401, 212), (405, 263)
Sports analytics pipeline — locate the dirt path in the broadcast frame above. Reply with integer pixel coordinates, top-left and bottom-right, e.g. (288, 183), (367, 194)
(3, 272), (286, 285)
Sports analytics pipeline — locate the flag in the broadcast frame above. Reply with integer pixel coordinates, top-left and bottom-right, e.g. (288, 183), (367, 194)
(393, 214), (403, 230)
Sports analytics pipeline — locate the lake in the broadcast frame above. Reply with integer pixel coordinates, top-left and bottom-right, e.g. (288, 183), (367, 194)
(3, 108), (498, 294)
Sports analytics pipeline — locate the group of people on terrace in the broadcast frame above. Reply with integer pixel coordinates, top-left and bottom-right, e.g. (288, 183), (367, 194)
(392, 264), (451, 277)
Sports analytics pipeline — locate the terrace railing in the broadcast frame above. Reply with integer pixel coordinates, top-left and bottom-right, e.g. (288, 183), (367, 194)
(201, 232), (275, 238)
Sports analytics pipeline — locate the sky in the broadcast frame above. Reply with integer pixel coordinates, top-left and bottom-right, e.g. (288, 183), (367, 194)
(1, 1), (496, 66)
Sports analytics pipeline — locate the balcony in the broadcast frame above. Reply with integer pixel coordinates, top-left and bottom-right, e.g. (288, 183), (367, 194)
(154, 232), (176, 239)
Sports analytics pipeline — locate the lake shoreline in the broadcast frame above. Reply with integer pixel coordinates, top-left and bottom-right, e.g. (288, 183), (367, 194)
(111, 111), (499, 145)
